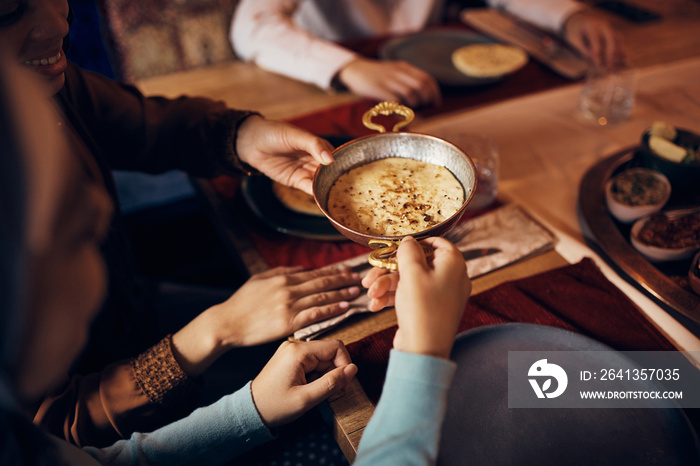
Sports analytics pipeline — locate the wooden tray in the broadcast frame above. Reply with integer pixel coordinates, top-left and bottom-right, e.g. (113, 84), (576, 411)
(579, 148), (700, 323)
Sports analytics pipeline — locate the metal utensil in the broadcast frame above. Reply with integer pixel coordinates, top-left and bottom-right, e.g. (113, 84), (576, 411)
(461, 247), (501, 261)
(313, 101), (478, 270)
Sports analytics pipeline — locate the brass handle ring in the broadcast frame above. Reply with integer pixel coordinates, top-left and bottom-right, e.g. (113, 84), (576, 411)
(368, 239), (434, 271)
(362, 101), (415, 133)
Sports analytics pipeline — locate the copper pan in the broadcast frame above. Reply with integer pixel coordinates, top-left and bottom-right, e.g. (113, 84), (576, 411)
(313, 101), (477, 270)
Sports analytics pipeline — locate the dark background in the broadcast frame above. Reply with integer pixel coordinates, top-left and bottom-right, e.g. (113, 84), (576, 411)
(67, 0), (114, 78)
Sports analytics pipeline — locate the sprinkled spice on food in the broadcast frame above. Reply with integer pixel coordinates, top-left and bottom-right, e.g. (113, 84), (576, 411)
(638, 211), (700, 249)
(328, 157), (464, 236)
(611, 171), (667, 206)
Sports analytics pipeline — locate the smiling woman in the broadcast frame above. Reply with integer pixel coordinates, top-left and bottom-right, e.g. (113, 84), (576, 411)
(0, 0), (70, 95)
(0, 54), (359, 464)
(0, 48), (112, 465)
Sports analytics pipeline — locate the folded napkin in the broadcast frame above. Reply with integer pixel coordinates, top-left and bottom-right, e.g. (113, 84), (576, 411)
(451, 203), (555, 279)
(293, 203), (556, 340)
(347, 257), (677, 406)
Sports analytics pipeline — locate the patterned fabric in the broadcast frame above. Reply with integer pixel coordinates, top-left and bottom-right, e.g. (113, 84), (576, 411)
(97, 0), (239, 82)
(131, 335), (191, 404)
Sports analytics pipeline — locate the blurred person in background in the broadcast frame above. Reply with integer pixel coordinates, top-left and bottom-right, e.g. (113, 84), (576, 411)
(231, 0), (626, 108)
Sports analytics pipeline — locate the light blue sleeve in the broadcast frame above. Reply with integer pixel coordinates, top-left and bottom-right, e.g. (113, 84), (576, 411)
(83, 381), (275, 466)
(354, 349), (456, 465)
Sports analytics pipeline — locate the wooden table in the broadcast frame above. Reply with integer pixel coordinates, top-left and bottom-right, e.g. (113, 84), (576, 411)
(136, 0), (700, 121)
(134, 3), (700, 462)
(320, 55), (700, 461)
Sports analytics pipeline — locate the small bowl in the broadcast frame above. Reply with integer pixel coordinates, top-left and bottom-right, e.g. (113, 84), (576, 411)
(640, 128), (700, 192)
(605, 168), (671, 224)
(631, 212), (700, 263)
(690, 252), (700, 295)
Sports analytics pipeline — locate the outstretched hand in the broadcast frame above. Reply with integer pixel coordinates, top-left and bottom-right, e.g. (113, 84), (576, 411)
(362, 236), (471, 359)
(214, 266), (362, 347)
(171, 266), (361, 376)
(251, 340), (357, 428)
(235, 115), (335, 195)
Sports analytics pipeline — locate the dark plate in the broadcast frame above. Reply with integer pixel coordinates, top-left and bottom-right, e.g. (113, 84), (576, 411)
(578, 147), (700, 323)
(240, 135), (353, 241)
(439, 324), (700, 465)
(241, 176), (345, 241)
(379, 29), (502, 87)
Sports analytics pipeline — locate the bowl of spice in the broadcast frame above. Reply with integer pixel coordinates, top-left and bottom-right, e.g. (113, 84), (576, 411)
(605, 168), (671, 224)
(631, 209), (700, 262)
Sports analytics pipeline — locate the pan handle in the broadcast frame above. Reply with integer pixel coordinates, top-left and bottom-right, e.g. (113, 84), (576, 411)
(368, 238), (434, 271)
(362, 101), (415, 133)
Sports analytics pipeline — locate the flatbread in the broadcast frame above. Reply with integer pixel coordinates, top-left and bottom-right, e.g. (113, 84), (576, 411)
(328, 157), (464, 237)
(451, 43), (528, 78)
(272, 182), (324, 216)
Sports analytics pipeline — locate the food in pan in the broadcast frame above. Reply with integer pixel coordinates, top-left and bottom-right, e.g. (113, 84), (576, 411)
(272, 181), (324, 216)
(327, 157), (464, 236)
(451, 43), (528, 78)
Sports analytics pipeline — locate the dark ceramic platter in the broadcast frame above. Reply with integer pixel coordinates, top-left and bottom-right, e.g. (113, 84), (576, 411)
(578, 147), (700, 323)
(379, 29), (502, 87)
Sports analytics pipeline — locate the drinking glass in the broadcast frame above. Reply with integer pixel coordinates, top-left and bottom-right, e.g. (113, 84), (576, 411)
(578, 67), (637, 126)
(442, 132), (500, 210)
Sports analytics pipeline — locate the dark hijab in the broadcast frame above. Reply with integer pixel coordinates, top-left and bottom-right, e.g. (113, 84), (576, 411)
(0, 57), (62, 466)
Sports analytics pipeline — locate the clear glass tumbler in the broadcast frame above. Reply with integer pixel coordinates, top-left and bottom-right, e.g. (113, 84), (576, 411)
(445, 132), (500, 210)
(579, 67), (637, 126)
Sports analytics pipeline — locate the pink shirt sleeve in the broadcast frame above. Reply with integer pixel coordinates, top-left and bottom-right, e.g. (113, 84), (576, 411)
(230, 0), (359, 90)
(488, 0), (584, 33)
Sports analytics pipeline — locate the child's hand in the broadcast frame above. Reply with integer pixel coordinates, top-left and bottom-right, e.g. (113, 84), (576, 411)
(251, 340), (357, 428)
(361, 265), (398, 312)
(392, 236), (471, 359)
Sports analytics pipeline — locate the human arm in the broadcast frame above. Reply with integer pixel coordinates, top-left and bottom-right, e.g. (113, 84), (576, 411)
(169, 266), (361, 377)
(34, 336), (197, 448)
(59, 63), (334, 194)
(487, 0), (626, 69)
(355, 236), (471, 463)
(336, 58), (442, 108)
(354, 350), (456, 465)
(230, 0), (441, 107)
(83, 340), (356, 465)
(561, 7), (626, 69)
(35, 266), (360, 446)
(230, 0), (359, 90)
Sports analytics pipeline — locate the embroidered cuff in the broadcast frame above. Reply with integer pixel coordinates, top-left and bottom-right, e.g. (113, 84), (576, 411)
(131, 335), (191, 405)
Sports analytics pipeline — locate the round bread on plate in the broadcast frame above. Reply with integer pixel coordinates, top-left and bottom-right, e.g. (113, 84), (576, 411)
(272, 181), (323, 216)
(451, 43), (528, 78)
